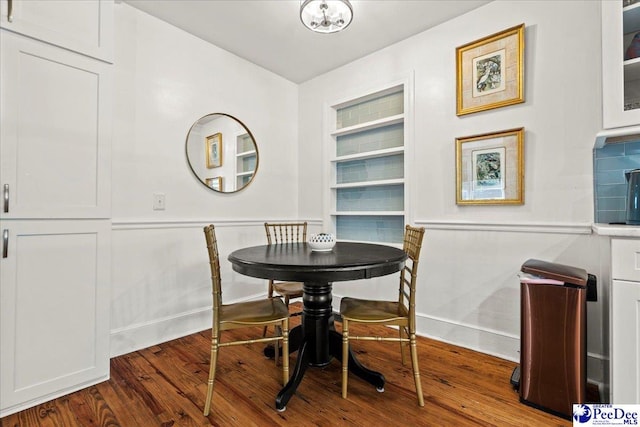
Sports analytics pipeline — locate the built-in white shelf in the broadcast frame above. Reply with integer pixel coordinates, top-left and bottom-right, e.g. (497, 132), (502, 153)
(330, 211), (404, 216)
(236, 150), (256, 158)
(330, 114), (404, 138)
(332, 178), (404, 189)
(331, 146), (404, 163)
(235, 133), (256, 190)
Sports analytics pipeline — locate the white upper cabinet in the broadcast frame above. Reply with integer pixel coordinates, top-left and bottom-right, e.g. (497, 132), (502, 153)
(0, 31), (112, 219)
(603, 0), (640, 129)
(0, 0), (113, 62)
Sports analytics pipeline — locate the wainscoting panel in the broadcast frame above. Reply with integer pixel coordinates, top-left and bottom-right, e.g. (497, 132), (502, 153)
(110, 219), (322, 357)
(111, 218), (608, 390)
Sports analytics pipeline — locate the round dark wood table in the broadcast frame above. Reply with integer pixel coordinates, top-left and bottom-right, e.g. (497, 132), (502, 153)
(228, 241), (407, 411)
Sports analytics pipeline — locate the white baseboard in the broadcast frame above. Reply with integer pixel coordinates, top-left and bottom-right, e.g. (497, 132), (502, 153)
(415, 311), (520, 361)
(110, 307), (211, 357)
(415, 312), (607, 387)
(109, 292), (267, 357)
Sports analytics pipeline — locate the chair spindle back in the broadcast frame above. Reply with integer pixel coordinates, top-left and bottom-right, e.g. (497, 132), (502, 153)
(264, 222), (308, 244)
(204, 225), (223, 312)
(399, 225), (425, 332)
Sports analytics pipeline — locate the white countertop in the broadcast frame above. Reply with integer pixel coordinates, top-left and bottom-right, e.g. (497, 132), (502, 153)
(593, 223), (640, 237)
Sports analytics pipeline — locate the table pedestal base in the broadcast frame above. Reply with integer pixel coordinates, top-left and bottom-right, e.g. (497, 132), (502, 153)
(273, 282), (385, 411)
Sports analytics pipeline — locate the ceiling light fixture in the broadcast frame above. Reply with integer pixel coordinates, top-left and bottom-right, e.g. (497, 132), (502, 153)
(300, 0), (353, 34)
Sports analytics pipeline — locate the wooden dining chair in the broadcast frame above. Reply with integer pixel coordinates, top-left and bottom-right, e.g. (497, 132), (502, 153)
(262, 222), (307, 334)
(339, 225), (426, 406)
(202, 225), (289, 416)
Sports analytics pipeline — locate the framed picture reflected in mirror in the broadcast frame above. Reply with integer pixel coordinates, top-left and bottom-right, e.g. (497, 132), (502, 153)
(205, 133), (222, 168)
(206, 176), (223, 191)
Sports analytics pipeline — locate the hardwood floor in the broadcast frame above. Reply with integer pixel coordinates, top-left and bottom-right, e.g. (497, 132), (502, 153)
(1, 306), (580, 426)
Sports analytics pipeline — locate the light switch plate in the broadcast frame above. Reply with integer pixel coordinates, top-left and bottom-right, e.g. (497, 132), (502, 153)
(153, 193), (165, 210)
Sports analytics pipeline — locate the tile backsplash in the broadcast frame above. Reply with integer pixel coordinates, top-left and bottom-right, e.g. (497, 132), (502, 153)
(594, 140), (640, 223)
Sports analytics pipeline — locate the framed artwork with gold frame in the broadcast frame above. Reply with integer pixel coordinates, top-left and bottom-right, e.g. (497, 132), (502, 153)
(456, 24), (525, 116)
(205, 133), (222, 168)
(456, 127), (524, 205)
(206, 176), (223, 191)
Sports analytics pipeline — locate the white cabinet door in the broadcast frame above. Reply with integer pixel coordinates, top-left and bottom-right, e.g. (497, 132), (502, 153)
(0, 0), (113, 62)
(602, 0), (640, 129)
(0, 220), (111, 417)
(612, 238), (640, 281)
(0, 31), (112, 219)
(611, 279), (640, 404)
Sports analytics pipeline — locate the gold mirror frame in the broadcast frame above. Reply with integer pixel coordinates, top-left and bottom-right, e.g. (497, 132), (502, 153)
(185, 113), (259, 193)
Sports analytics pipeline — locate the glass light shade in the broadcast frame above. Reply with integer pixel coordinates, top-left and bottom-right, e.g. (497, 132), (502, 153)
(300, 0), (353, 34)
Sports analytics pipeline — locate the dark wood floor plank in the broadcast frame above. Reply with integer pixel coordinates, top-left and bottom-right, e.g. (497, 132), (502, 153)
(138, 337), (208, 408)
(0, 398), (79, 427)
(95, 357), (167, 427)
(124, 350), (211, 427)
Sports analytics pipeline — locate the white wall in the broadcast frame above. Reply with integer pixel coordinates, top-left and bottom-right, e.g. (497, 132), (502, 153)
(299, 1), (608, 389)
(109, 4), (305, 356)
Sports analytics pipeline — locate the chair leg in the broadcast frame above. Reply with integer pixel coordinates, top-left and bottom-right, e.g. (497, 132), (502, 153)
(341, 319), (349, 399)
(263, 284), (276, 337)
(262, 310), (271, 338)
(282, 318), (289, 385)
(399, 325), (407, 365)
(409, 333), (424, 407)
(274, 325), (281, 368)
(203, 336), (219, 416)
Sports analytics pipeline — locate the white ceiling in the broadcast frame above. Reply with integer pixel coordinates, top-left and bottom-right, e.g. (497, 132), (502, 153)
(122, 0), (491, 83)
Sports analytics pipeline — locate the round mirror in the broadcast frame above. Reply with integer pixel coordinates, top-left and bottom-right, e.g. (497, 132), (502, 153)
(185, 113), (259, 193)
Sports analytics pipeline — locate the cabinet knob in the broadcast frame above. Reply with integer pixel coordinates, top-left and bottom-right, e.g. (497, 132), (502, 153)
(7, 0), (13, 23)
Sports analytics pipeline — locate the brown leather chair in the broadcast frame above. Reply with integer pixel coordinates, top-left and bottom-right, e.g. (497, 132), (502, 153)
(340, 225), (426, 406)
(202, 225), (289, 416)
